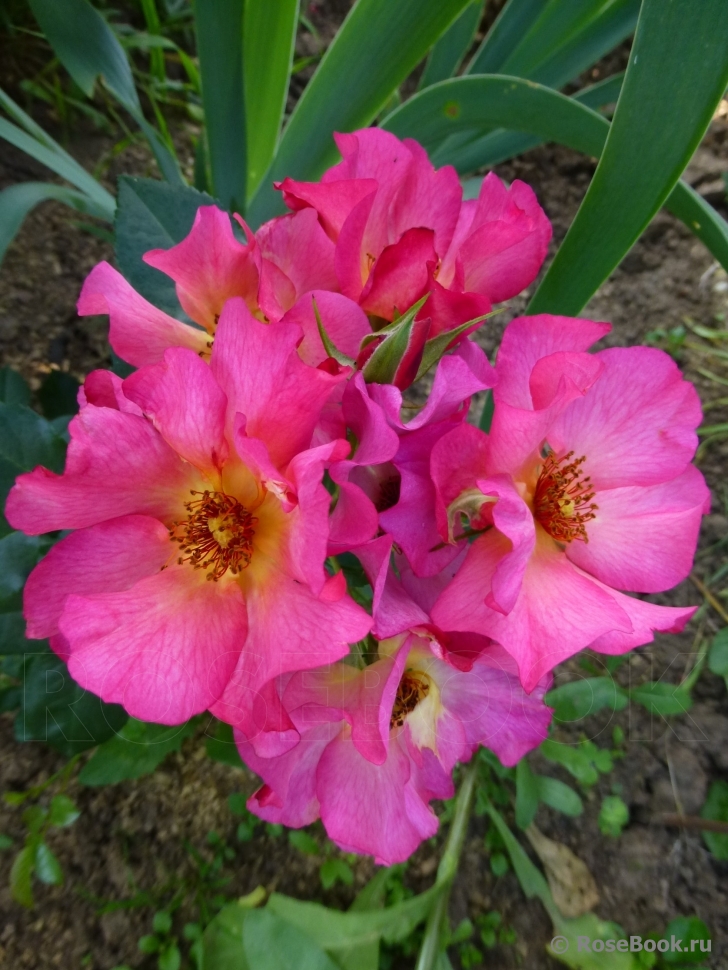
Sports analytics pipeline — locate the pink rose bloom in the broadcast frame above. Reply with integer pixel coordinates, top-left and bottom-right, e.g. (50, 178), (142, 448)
(5, 300), (371, 731)
(237, 630), (552, 864)
(278, 128), (551, 335)
(77, 204), (369, 368)
(428, 315), (710, 690)
(327, 338), (496, 568)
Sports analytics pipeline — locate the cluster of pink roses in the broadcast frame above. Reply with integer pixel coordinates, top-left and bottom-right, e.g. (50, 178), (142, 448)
(7, 130), (709, 865)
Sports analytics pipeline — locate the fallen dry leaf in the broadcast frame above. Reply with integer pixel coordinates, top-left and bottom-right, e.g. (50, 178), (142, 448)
(526, 825), (599, 918)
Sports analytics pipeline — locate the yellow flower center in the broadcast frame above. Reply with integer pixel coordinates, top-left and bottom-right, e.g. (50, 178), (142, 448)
(172, 490), (257, 581)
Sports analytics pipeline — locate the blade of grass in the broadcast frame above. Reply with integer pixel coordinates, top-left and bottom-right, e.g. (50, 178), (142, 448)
(415, 765), (477, 970)
(0, 182), (108, 264)
(139, 0), (166, 82)
(0, 85), (74, 153)
(383, 76), (619, 159)
(527, 0), (728, 315)
(419, 0), (485, 89)
(0, 117), (115, 216)
(194, 0), (246, 212)
(28, 0), (182, 182)
(528, 0), (638, 88)
(662, 183), (728, 293)
(244, 0), (300, 201)
(428, 70), (623, 171)
(466, 0), (546, 75)
(28, 0), (139, 108)
(441, 0), (638, 185)
(501, 0), (631, 81)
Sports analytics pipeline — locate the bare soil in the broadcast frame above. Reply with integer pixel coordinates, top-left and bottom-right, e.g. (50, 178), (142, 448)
(1, 7), (728, 969)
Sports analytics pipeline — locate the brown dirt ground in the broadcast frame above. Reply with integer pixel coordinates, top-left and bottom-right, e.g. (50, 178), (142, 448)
(1, 6), (728, 969)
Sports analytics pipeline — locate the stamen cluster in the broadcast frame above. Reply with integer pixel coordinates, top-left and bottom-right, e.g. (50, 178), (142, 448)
(390, 670), (430, 729)
(534, 450), (598, 544)
(172, 490), (257, 581)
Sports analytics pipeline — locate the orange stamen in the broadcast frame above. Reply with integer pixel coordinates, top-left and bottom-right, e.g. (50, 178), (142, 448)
(390, 671), (429, 729)
(534, 449), (597, 544)
(172, 490), (257, 581)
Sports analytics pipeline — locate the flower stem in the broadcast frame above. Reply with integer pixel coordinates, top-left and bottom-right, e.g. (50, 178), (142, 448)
(415, 763), (478, 970)
(680, 633), (709, 692)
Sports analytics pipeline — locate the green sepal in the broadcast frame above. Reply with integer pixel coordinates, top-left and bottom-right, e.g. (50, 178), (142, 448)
(415, 309), (497, 381)
(361, 296), (429, 386)
(313, 299), (356, 367)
